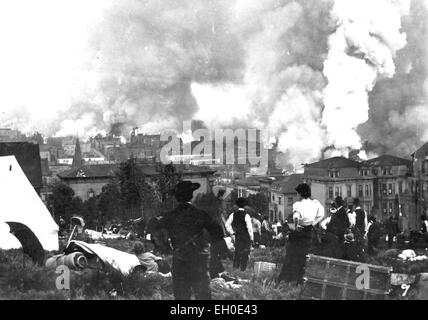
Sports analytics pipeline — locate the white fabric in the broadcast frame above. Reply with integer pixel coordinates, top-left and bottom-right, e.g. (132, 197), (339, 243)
(320, 216), (331, 230)
(0, 156), (58, 251)
(292, 198), (325, 226)
(225, 210), (254, 241)
(348, 211), (356, 227)
(69, 240), (140, 276)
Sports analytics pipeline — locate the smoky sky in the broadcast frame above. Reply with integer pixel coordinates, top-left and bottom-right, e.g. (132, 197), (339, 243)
(359, 0), (428, 157)
(1, 0), (427, 168)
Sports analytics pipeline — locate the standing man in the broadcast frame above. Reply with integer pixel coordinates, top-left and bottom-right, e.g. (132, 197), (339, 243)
(278, 183), (325, 284)
(385, 215), (400, 248)
(261, 216), (272, 246)
(251, 214), (262, 248)
(226, 198), (254, 271)
(325, 196), (350, 259)
(158, 181), (224, 300)
(353, 199), (367, 240)
(367, 216), (382, 255)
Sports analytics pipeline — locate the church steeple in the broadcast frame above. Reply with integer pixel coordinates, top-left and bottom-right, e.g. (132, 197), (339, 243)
(72, 137), (84, 169)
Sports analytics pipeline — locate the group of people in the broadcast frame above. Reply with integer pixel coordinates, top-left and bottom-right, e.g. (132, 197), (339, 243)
(277, 183), (402, 284)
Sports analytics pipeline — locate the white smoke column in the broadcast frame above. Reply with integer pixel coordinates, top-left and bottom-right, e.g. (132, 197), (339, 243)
(322, 0), (410, 152)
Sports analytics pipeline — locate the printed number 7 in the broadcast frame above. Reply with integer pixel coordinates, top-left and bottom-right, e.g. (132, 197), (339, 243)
(401, 284), (410, 297)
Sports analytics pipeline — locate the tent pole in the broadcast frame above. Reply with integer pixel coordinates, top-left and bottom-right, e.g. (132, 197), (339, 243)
(66, 225), (77, 248)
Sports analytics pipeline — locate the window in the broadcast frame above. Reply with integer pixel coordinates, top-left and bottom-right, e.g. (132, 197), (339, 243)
(88, 189), (95, 198)
(360, 169), (369, 176)
(382, 184), (387, 195)
(272, 194), (275, 201)
(358, 185), (363, 198)
(388, 202), (394, 215)
(383, 167), (392, 175)
(329, 187), (334, 199)
(335, 186), (342, 198)
(399, 181), (403, 194)
(365, 185), (369, 197)
(347, 185), (352, 198)
(388, 184), (393, 195)
(329, 170), (339, 178)
(288, 197), (293, 207)
(383, 202), (387, 214)
(278, 197), (282, 205)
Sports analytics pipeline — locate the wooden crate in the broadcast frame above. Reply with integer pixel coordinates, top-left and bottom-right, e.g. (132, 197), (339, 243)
(300, 254), (393, 300)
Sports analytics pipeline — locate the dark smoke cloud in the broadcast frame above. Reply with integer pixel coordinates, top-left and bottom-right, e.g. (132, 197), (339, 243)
(359, 0), (428, 157)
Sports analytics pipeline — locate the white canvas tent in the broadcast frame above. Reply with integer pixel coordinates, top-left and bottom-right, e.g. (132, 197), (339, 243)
(0, 155), (59, 251)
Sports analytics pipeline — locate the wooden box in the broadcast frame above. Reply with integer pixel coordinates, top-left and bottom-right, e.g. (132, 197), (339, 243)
(301, 254), (393, 300)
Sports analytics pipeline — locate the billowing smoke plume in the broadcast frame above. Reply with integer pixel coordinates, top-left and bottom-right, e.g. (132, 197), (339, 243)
(359, 0), (428, 156)
(0, 0), (425, 169)
(193, 0), (334, 169)
(322, 0), (410, 153)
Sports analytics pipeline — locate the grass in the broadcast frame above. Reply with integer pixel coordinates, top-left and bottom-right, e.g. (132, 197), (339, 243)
(0, 241), (300, 300)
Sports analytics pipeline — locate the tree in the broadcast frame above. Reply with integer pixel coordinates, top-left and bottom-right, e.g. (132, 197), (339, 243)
(151, 163), (182, 215)
(116, 158), (156, 220)
(193, 192), (222, 219)
(247, 193), (269, 216)
(46, 182), (82, 223)
(97, 183), (123, 225)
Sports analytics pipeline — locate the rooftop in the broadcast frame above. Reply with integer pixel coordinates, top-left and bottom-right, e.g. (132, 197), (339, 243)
(413, 142), (428, 160)
(363, 154), (411, 167)
(271, 174), (304, 194)
(305, 157), (361, 169)
(58, 163), (216, 179)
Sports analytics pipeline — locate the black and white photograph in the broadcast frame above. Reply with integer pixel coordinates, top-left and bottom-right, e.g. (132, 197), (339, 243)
(0, 0), (427, 306)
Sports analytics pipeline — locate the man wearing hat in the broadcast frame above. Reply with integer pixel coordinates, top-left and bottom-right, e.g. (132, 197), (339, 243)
(324, 196), (350, 259)
(278, 183), (325, 284)
(157, 180), (224, 300)
(225, 198), (254, 271)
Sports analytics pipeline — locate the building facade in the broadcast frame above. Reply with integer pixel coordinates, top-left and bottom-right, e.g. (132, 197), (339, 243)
(269, 174), (303, 222)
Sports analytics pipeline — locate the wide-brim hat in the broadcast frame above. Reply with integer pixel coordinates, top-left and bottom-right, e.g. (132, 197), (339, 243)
(173, 180), (201, 196)
(236, 197), (248, 208)
(334, 196), (344, 207)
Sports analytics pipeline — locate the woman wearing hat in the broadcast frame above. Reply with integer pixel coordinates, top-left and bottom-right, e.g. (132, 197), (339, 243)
(278, 183), (325, 284)
(225, 198), (254, 271)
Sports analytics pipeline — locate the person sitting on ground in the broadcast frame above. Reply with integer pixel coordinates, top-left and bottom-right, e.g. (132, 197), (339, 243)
(131, 241), (171, 275)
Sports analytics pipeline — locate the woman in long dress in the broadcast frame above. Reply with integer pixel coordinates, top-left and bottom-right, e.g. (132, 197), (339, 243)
(278, 183), (325, 284)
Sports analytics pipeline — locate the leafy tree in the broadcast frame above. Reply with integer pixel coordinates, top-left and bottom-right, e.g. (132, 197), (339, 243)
(247, 193), (269, 216)
(116, 158), (156, 220)
(46, 182), (82, 223)
(193, 192), (222, 219)
(97, 183), (123, 225)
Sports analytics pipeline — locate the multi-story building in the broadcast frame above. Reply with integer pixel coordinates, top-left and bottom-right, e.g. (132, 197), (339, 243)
(304, 156), (373, 214)
(411, 142), (428, 230)
(58, 163), (217, 202)
(303, 155), (414, 230)
(269, 174), (304, 222)
(364, 155), (413, 229)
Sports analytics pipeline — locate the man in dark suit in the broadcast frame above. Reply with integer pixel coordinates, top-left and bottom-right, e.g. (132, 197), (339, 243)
(325, 196), (350, 259)
(158, 181), (224, 300)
